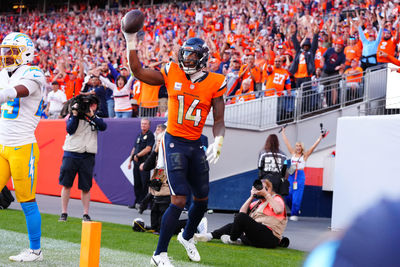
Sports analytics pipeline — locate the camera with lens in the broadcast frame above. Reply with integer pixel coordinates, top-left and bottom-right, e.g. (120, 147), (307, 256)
(253, 179), (265, 199)
(70, 94), (98, 117)
(149, 178), (163, 191)
(320, 123), (327, 138)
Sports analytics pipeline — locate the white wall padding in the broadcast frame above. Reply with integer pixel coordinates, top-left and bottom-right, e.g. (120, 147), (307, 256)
(331, 115), (400, 230)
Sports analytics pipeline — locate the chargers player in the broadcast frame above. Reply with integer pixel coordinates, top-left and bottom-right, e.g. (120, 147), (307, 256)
(0, 32), (45, 262)
(123, 25), (226, 266)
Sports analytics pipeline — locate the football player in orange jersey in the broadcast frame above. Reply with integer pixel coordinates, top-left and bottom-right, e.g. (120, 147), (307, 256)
(123, 24), (226, 266)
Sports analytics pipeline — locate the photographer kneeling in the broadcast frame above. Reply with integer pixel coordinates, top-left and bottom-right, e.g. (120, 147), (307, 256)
(58, 95), (107, 222)
(195, 179), (289, 248)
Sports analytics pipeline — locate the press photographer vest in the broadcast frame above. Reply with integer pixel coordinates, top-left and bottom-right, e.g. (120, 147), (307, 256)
(63, 119), (98, 154)
(149, 169), (170, 197)
(249, 196), (288, 240)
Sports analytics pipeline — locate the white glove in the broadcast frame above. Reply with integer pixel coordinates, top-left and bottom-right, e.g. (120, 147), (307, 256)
(122, 30), (138, 51)
(206, 136), (224, 164)
(0, 87), (17, 104)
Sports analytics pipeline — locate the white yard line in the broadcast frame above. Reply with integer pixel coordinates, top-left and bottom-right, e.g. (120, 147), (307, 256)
(0, 229), (210, 267)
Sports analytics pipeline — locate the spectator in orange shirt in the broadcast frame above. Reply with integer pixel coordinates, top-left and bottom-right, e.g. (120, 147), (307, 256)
(254, 49), (266, 68)
(377, 28), (400, 66)
(264, 57), (293, 122)
(264, 57), (291, 97)
(238, 54), (262, 92)
(229, 78), (256, 104)
(344, 59), (363, 101)
(315, 38), (328, 70)
(289, 24), (320, 112)
(138, 63), (161, 117)
(64, 65), (84, 100)
(289, 24), (319, 89)
(344, 35), (362, 67)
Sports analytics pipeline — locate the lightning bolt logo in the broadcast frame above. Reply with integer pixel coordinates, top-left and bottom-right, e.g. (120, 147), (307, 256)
(28, 144), (35, 193)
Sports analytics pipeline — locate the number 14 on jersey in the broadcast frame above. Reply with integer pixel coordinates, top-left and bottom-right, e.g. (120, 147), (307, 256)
(177, 95), (202, 127)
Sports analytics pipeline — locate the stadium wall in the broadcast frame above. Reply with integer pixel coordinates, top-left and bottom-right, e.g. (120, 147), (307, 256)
(332, 115), (400, 230)
(6, 118), (333, 217)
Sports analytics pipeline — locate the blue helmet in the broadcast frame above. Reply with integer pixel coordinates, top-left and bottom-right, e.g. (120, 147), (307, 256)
(178, 37), (209, 75)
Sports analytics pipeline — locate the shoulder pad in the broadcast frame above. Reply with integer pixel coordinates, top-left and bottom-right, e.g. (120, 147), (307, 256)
(21, 66), (46, 88)
(164, 62), (173, 75)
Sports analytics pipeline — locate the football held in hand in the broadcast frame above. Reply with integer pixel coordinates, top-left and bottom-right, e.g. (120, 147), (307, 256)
(121, 9), (145, 33)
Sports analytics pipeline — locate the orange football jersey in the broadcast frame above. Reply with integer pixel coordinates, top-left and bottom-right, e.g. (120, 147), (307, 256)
(377, 38), (398, 63)
(139, 82), (160, 108)
(265, 67), (291, 96)
(161, 62), (226, 140)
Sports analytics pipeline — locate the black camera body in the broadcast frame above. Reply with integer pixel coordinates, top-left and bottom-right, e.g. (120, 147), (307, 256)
(149, 178), (163, 191)
(320, 123), (327, 138)
(70, 95), (98, 116)
(253, 179), (265, 199)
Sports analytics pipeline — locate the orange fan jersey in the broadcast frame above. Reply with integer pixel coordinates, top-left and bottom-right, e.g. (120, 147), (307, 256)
(344, 45), (362, 66)
(315, 47), (327, 69)
(139, 82), (161, 108)
(344, 67), (363, 83)
(161, 62), (226, 140)
(238, 64), (262, 91)
(377, 37), (398, 63)
(264, 67), (291, 96)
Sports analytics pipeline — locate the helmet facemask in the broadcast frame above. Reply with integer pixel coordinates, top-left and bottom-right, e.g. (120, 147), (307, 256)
(0, 45), (25, 70)
(179, 49), (201, 75)
(0, 32), (35, 72)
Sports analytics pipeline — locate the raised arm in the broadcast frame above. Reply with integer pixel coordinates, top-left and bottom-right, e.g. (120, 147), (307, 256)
(99, 75), (117, 91)
(125, 75), (135, 91)
(122, 24), (165, 85)
(280, 127), (295, 155)
(304, 134), (323, 161)
(127, 50), (165, 86)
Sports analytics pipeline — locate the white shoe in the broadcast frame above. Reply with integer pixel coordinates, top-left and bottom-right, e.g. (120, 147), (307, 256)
(194, 233), (212, 242)
(177, 231), (201, 262)
(289, 215), (299, 221)
(9, 249), (43, 262)
(197, 217), (208, 234)
(221, 235), (242, 245)
(150, 252), (174, 267)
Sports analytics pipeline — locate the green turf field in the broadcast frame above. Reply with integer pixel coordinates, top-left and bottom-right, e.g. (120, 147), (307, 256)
(0, 209), (305, 267)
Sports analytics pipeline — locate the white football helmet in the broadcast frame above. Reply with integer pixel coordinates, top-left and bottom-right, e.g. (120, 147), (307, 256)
(0, 32), (35, 72)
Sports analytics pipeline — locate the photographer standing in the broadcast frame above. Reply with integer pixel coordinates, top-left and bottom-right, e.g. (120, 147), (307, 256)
(58, 95), (107, 222)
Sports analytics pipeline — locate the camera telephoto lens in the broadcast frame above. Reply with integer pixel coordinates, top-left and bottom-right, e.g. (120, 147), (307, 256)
(253, 179), (263, 190)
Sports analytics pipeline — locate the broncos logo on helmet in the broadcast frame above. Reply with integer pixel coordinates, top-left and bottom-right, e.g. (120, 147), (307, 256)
(178, 38), (209, 75)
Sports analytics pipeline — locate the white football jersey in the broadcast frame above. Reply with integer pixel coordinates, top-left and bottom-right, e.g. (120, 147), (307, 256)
(0, 65), (45, 146)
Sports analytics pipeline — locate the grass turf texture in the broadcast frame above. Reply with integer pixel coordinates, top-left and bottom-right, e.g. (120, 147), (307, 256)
(0, 209), (305, 267)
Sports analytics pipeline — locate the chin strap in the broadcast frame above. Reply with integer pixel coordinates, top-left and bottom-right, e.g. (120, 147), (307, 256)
(0, 87), (17, 104)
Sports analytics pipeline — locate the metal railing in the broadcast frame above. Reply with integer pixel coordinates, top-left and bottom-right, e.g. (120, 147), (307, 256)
(358, 96), (400, 116)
